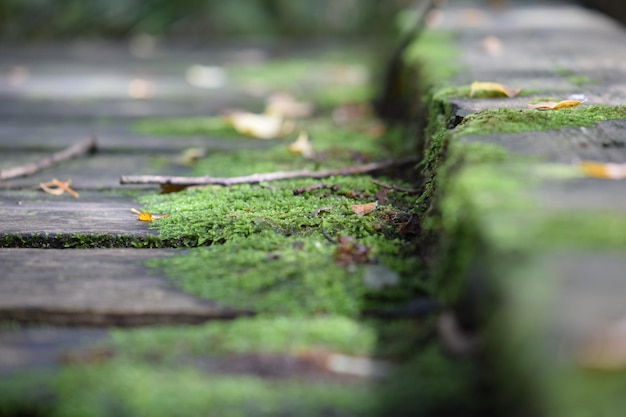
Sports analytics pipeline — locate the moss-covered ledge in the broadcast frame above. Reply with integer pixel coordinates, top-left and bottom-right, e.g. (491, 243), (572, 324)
(409, 13), (626, 417)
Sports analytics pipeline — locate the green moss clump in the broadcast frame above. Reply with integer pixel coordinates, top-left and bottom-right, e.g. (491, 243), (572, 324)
(0, 363), (374, 417)
(134, 115), (424, 314)
(0, 232), (165, 249)
(140, 176), (393, 244)
(376, 343), (483, 416)
(147, 230), (421, 315)
(110, 316), (377, 357)
(455, 105), (626, 136)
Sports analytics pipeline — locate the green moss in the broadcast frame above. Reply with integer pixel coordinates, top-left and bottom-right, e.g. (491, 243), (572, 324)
(455, 105), (626, 136)
(0, 363), (373, 417)
(0, 232), (165, 249)
(142, 176), (392, 243)
(376, 343), (483, 416)
(544, 366), (626, 417)
(134, 113), (424, 314)
(147, 230), (421, 315)
(109, 316), (376, 357)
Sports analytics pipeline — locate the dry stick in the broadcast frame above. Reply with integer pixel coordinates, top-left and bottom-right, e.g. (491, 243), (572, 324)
(120, 157), (419, 187)
(293, 183), (328, 196)
(0, 136), (98, 181)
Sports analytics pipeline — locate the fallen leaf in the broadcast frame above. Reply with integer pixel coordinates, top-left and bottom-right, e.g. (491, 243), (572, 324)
(527, 98), (587, 110)
(469, 81), (520, 98)
(225, 111), (293, 139)
(265, 92), (313, 118)
(287, 131), (314, 159)
(40, 178), (79, 198)
(160, 184), (189, 194)
(579, 161), (626, 179)
(350, 201), (378, 216)
(130, 208), (169, 222)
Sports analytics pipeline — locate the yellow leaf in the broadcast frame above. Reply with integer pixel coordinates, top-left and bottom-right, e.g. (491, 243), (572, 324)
(350, 201), (378, 216)
(528, 98), (586, 110)
(579, 161), (626, 179)
(137, 212), (153, 222)
(130, 208), (169, 222)
(469, 81), (520, 98)
(287, 131), (314, 159)
(225, 111), (293, 139)
(553, 99), (586, 109)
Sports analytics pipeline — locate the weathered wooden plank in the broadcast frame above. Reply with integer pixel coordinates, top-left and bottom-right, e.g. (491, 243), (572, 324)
(0, 155), (185, 190)
(0, 190), (157, 236)
(0, 249), (251, 326)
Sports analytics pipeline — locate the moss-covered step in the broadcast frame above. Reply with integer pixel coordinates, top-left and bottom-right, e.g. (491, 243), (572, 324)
(406, 1), (626, 416)
(0, 248), (249, 326)
(0, 315), (483, 416)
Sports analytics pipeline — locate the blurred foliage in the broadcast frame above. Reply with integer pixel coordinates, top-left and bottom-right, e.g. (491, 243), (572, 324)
(0, 0), (411, 41)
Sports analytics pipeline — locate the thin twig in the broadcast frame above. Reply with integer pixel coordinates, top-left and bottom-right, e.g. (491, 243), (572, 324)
(0, 136), (98, 182)
(120, 157), (419, 187)
(293, 183), (328, 195)
(370, 178), (420, 194)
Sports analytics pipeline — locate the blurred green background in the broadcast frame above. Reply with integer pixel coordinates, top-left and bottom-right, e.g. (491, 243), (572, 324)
(0, 0), (410, 41)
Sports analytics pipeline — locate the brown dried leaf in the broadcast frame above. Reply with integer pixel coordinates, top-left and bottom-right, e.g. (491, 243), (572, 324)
(349, 201), (378, 216)
(469, 81), (520, 98)
(160, 184), (189, 194)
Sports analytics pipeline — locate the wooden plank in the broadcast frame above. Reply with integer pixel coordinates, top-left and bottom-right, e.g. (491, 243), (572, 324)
(0, 190), (157, 236)
(0, 248), (251, 326)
